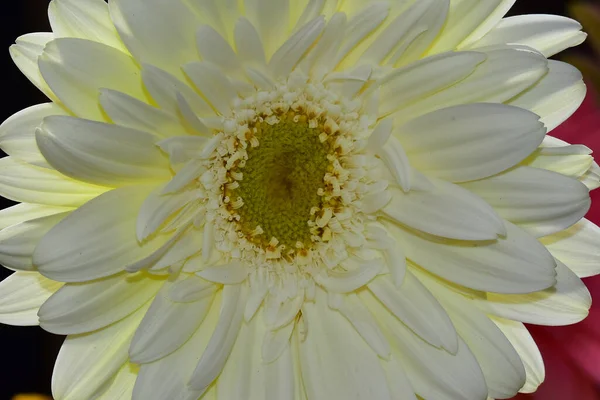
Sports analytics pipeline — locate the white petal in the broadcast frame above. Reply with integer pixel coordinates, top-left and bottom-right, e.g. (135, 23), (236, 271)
(475, 261), (591, 326)
(429, 0), (514, 53)
(49, 0), (127, 51)
(300, 289), (392, 400)
(381, 356), (418, 400)
(398, 103), (546, 182)
(184, 61), (238, 115)
(156, 136), (208, 165)
(0, 203), (72, 231)
(377, 51), (486, 117)
(188, 284), (247, 391)
(262, 321), (296, 364)
(244, 0), (290, 57)
(337, 293), (391, 358)
(196, 25), (240, 72)
(9, 33), (57, 101)
(269, 17), (325, 78)
(470, 15), (586, 58)
(361, 290), (488, 400)
(196, 261), (250, 284)
(132, 292), (223, 400)
(137, 187), (197, 241)
(525, 144), (593, 178)
(541, 219), (600, 278)
(130, 278), (217, 363)
(39, 38), (145, 121)
(312, 260), (383, 293)
(96, 363), (137, 400)
(510, 60), (585, 132)
(383, 180), (506, 241)
(393, 47), (548, 124)
(108, 0), (200, 79)
(168, 274), (216, 303)
(162, 159), (206, 195)
(38, 116), (171, 187)
(141, 64), (213, 117)
(234, 18), (266, 66)
(33, 185), (173, 282)
(419, 273), (526, 399)
(369, 273), (458, 353)
(0, 157), (108, 207)
(0, 271), (63, 326)
(99, 89), (189, 138)
(299, 12), (346, 79)
(0, 212), (69, 271)
(0, 103), (67, 168)
(39, 272), (162, 335)
(385, 221), (557, 294)
(462, 167), (590, 237)
(378, 137), (412, 192)
(52, 305), (147, 400)
(491, 316), (545, 394)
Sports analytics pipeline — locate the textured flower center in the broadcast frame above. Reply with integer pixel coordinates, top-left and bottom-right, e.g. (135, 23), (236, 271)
(229, 114), (331, 250)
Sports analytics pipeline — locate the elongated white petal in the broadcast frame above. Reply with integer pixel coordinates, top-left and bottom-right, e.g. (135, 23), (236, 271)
(39, 272), (162, 335)
(378, 137), (412, 192)
(52, 305), (147, 400)
(0, 271), (63, 326)
(0, 212), (69, 271)
(49, 0), (126, 51)
(108, 0), (200, 78)
(196, 261), (250, 284)
(234, 18), (266, 66)
(269, 17), (325, 78)
(377, 51), (486, 117)
(0, 103), (67, 168)
(471, 15), (586, 58)
(10, 33), (57, 101)
(312, 260), (383, 293)
(188, 284), (246, 391)
(383, 181), (505, 241)
(475, 261), (591, 326)
(510, 60), (585, 132)
(262, 321), (296, 364)
(39, 38), (145, 120)
(130, 279), (217, 363)
(398, 103), (546, 182)
(462, 167), (590, 237)
(196, 25), (240, 72)
(542, 219), (600, 278)
(0, 203), (72, 231)
(132, 292), (222, 400)
(96, 362), (137, 400)
(361, 290), (488, 400)
(300, 289), (392, 400)
(0, 157), (108, 207)
(244, 0), (290, 57)
(394, 47), (548, 124)
(491, 316), (545, 394)
(137, 187), (197, 241)
(525, 144), (593, 178)
(369, 273), (458, 352)
(418, 273), (526, 399)
(38, 116), (171, 187)
(184, 62), (238, 115)
(385, 222), (557, 294)
(33, 185), (173, 282)
(99, 89), (189, 138)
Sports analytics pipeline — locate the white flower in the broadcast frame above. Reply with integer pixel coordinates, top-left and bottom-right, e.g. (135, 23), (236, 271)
(0, 1), (598, 399)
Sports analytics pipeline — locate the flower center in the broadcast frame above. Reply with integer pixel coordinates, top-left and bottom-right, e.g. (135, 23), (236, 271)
(228, 114), (331, 251)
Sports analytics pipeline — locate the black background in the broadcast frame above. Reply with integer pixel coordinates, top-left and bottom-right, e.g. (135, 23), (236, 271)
(0, 0), (590, 398)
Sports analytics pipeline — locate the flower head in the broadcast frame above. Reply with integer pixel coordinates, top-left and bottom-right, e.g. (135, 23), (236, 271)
(0, 1), (599, 399)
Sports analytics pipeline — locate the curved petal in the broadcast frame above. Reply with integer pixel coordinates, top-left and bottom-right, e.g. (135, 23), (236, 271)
(38, 116), (171, 187)
(385, 221), (557, 294)
(397, 103), (546, 182)
(48, 0), (127, 51)
(0, 157), (108, 207)
(52, 304), (148, 400)
(39, 38), (145, 121)
(0, 271), (63, 326)
(469, 15), (586, 58)
(0, 103), (67, 168)
(462, 167), (591, 237)
(33, 185), (173, 282)
(9, 33), (57, 101)
(0, 203), (73, 231)
(38, 272), (163, 335)
(383, 180), (506, 241)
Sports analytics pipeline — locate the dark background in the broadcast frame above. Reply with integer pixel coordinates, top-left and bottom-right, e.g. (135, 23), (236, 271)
(0, 0), (592, 398)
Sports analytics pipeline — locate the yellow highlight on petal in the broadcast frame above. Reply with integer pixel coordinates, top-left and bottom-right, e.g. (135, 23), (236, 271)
(12, 395), (52, 400)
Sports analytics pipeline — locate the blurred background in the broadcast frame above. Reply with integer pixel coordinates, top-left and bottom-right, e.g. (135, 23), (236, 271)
(0, 0), (598, 399)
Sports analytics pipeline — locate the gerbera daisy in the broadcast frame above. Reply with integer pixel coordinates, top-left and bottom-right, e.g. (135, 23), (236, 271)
(0, 1), (598, 399)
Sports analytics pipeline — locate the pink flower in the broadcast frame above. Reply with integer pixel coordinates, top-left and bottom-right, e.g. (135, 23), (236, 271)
(513, 87), (600, 399)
